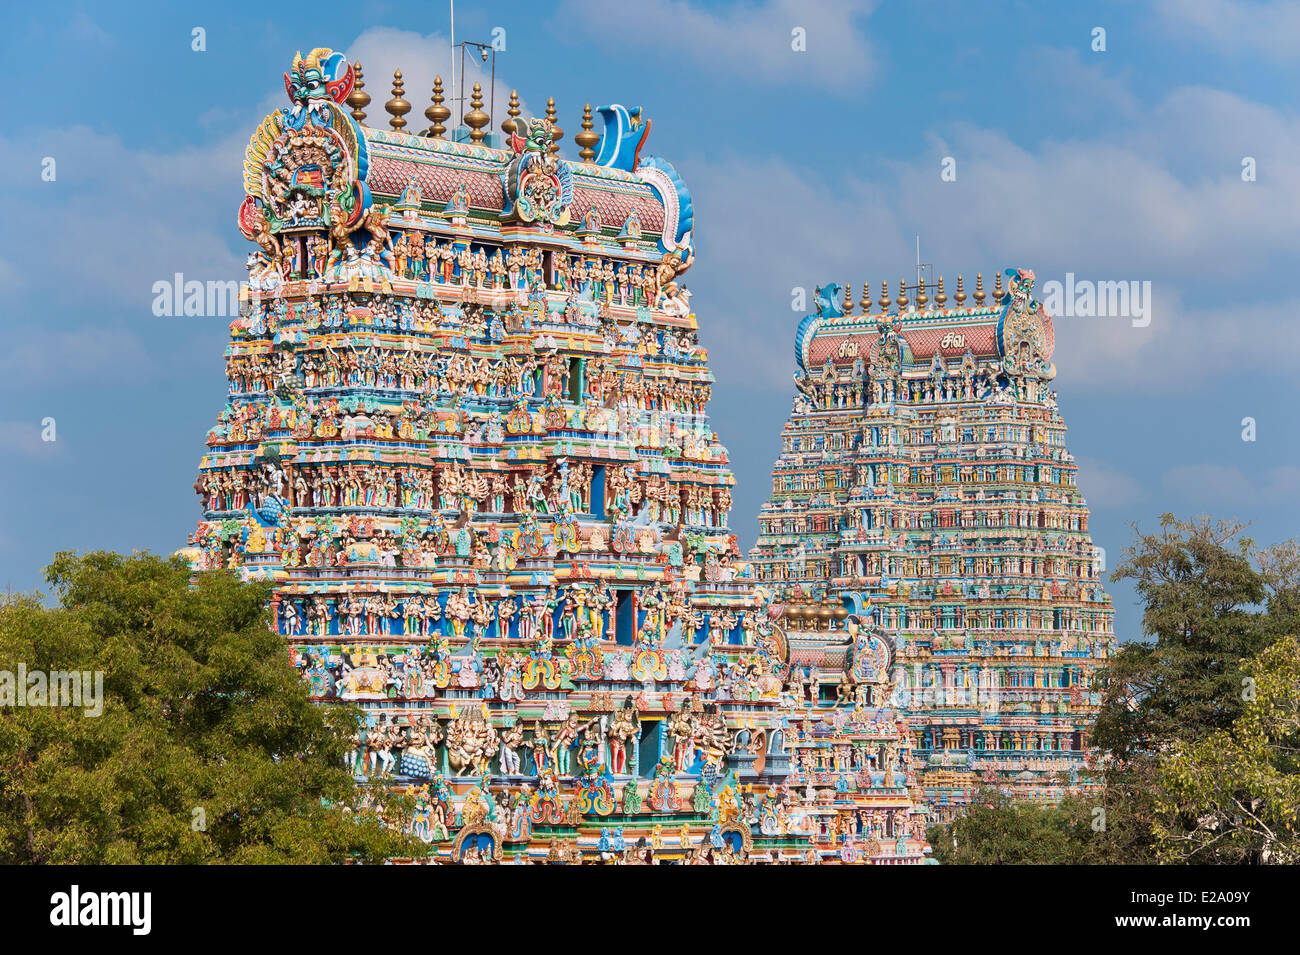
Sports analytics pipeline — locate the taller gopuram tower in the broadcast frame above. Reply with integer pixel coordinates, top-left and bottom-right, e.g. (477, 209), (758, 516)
(182, 45), (924, 864)
(750, 274), (1117, 821)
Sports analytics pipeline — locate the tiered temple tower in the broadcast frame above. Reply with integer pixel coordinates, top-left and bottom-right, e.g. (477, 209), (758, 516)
(750, 276), (1117, 820)
(182, 47), (929, 862)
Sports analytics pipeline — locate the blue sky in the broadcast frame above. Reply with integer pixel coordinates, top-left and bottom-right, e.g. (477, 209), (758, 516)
(2, 0), (1298, 642)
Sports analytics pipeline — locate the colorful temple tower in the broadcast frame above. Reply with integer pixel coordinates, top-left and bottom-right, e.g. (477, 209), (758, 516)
(749, 276), (1117, 820)
(182, 47), (929, 862)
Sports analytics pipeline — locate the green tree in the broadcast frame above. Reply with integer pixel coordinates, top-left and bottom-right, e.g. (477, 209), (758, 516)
(0, 550), (418, 864)
(1086, 516), (1290, 864)
(927, 790), (1109, 865)
(1094, 515), (1272, 759)
(1153, 635), (1300, 864)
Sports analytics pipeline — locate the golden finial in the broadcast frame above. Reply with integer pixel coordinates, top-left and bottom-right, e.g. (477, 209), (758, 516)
(880, 280), (889, 312)
(386, 69), (410, 130)
(501, 89), (521, 136)
(425, 75), (451, 139)
(859, 282), (872, 313)
(347, 61), (370, 123)
(916, 280), (929, 309)
(973, 273), (986, 304)
(895, 278), (909, 311)
(575, 103), (600, 162)
(954, 274), (967, 306)
(993, 271), (1004, 302)
(935, 276), (947, 307)
(842, 283), (853, 315)
(546, 97), (564, 154)
(464, 82), (490, 142)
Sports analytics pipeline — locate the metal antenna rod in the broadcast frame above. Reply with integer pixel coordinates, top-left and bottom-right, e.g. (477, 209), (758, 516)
(909, 235), (935, 295)
(450, 0), (456, 123)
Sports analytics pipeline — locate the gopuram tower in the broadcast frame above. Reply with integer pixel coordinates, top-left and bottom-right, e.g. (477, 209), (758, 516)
(182, 47), (929, 863)
(749, 275), (1117, 820)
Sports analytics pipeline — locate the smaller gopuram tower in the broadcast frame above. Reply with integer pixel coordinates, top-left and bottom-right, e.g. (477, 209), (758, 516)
(750, 274), (1117, 819)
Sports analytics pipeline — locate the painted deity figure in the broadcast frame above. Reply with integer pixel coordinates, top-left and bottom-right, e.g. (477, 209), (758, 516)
(499, 654), (525, 702)
(499, 721), (525, 775)
(530, 721), (555, 777)
(447, 586), (473, 640)
(607, 697), (639, 775)
(553, 712), (582, 775)
(666, 700), (697, 773)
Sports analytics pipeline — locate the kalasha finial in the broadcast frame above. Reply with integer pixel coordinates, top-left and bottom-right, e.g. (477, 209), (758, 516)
(386, 69), (411, 130)
(575, 103), (600, 162)
(464, 82), (490, 142)
(501, 89), (521, 136)
(935, 276), (947, 307)
(425, 75), (451, 139)
(842, 283), (853, 315)
(347, 61), (370, 123)
(993, 271), (1004, 302)
(973, 273), (986, 304)
(880, 280), (889, 311)
(895, 277), (909, 311)
(859, 282), (871, 314)
(916, 280), (929, 309)
(954, 274), (967, 306)
(546, 97), (564, 154)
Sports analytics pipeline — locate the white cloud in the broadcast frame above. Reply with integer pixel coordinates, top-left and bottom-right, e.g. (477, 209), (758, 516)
(889, 96), (1300, 285)
(1154, 0), (1300, 63)
(1075, 457), (1147, 509)
(1161, 463), (1300, 505)
(1022, 46), (1140, 121)
(680, 151), (908, 394)
(0, 420), (60, 458)
(0, 125), (245, 313)
(0, 325), (153, 387)
(676, 65), (1300, 398)
(558, 0), (880, 90)
(68, 12), (115, 48)
(0, 257), (22, 289)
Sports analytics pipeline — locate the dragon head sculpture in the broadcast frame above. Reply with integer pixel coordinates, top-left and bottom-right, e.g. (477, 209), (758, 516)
(284, 47), (354, 118)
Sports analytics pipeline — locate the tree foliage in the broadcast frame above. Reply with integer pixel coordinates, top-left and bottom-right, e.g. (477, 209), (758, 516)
(0, 550), (417, 864)
(928, 791), (1109, 865)
(1093, 515), (1273, 759)
(1153, 635), (1300, 864)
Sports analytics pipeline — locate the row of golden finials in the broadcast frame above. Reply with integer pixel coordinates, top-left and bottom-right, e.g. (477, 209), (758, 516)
(343, 62), (603, 160)
(841, 273), (1011, 316)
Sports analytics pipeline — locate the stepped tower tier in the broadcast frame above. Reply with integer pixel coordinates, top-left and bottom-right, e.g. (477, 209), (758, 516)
(750, 273), (1117, 821)
(180, 46), (929, 863)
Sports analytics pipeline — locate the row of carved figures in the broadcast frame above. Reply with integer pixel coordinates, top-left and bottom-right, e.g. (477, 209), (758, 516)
(196, 460), (732, 525)
(304, 640), (782, 706)
(280, 582), (765, 643)
(346, 699), (737, 780)
(239, 289), (705, 366)
(260, 226), (690, 312)
(793, 363), (1009, 413)
(189, 517), (746, 577)
(223, 346), (709, 422)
